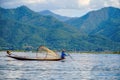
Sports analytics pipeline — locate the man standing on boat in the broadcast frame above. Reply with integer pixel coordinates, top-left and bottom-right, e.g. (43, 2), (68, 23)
(61, 50), (67, 59)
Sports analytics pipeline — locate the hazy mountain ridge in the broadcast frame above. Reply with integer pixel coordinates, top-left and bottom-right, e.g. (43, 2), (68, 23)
(66, 7), (120, 42)
(38, 10), (71, 21)
(66, 7), (120, 33)
(0, 6), (80, 50)
(0, 6), (120, 51)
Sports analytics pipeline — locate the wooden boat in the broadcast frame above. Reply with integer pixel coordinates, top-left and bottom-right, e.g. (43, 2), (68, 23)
(6, 46), (65, 61)
(7, 55), (63, 61)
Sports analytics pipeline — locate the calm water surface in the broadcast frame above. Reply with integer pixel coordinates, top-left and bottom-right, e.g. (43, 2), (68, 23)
(0, 52), (120, 80)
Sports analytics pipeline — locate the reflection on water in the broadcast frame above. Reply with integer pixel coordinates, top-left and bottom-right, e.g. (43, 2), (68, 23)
(0, 52), (120, 80)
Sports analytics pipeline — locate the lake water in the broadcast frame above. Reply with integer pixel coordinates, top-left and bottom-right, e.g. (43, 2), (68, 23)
(0, 51), (120, 80)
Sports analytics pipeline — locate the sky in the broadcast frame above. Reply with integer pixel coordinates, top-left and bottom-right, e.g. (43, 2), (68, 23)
(0, 0), (120, 17)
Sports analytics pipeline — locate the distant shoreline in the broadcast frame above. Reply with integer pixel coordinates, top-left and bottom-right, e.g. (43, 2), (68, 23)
(1, 50), (120, 54)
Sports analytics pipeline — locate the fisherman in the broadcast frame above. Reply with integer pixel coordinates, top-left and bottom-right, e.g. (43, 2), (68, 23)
(61, 50), (67, 59)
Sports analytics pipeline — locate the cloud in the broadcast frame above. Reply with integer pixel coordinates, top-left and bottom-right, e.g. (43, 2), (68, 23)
(78, 0), (90, 6)
(0, 0), (119, 10)
(0, 0), (47, 8)
(22, 0), (46, 4)
(90, 0), (120, 9)
(105, 0), (120, 7)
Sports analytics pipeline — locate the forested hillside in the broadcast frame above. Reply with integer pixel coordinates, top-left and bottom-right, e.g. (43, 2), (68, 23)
(0, 6), (120, 51)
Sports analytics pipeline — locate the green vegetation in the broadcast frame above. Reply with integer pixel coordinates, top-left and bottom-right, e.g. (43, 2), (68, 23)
(0, 6), (120, 51)
(112, 51), (120, 54)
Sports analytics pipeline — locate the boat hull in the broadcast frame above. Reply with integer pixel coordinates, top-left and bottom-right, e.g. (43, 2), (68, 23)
(7, 55), (63, 61)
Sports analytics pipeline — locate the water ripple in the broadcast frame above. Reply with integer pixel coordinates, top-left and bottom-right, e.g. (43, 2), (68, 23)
(0, 52), (120, 80)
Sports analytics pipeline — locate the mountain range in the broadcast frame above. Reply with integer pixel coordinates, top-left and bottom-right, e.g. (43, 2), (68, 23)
(66, 7), (120, 42)
(38, 10), (71, 21)
(0, 6), (120, 51)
